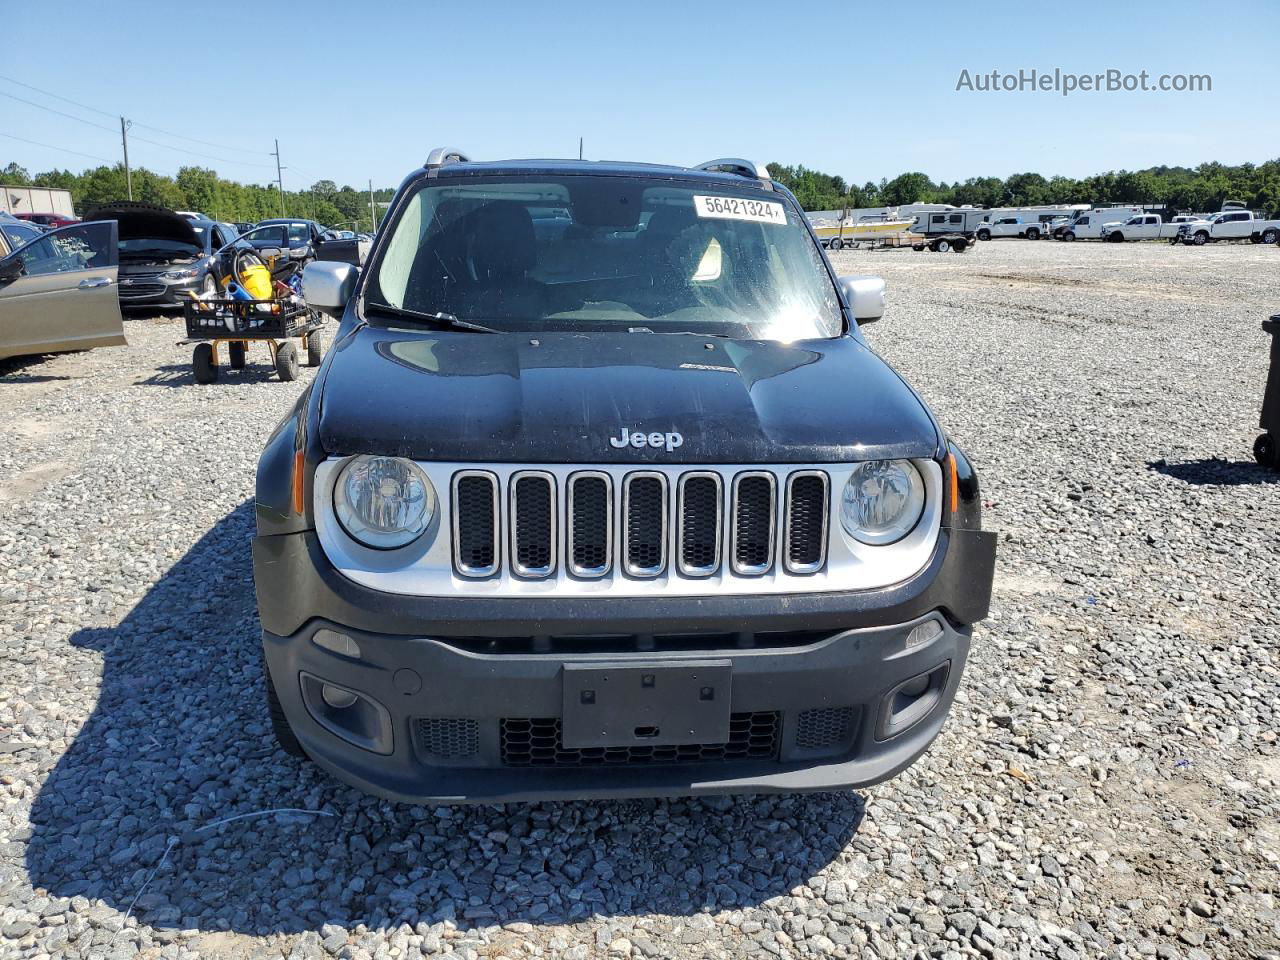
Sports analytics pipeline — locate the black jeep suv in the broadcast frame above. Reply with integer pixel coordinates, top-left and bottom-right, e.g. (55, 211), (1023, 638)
(251, 149), (996, 803)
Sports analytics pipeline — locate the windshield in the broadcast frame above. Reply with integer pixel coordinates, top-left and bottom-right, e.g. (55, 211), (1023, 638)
(366, 175), (842, 340)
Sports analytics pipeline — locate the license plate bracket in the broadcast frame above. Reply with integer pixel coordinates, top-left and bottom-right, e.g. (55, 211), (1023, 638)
(561, 660), (732, 750)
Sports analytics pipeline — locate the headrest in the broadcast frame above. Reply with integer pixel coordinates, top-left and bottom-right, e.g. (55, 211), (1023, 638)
(466, 201), (536, 281)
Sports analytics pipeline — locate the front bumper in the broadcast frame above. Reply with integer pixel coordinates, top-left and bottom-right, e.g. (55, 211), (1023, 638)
(118, 274), (202, 308)
(253, 528), (995, 803)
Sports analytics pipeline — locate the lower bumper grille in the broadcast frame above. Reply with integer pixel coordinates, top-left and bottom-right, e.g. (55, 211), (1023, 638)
(414, 717), (480, 760)
(500, 712), (780, 767)
(796, 707), (856, 750)
(119, 282), (167, 299)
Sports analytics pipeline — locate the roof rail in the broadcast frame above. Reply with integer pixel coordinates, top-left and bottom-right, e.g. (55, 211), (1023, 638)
(695, 158), (772, 184)
(424, 147), (470, 170)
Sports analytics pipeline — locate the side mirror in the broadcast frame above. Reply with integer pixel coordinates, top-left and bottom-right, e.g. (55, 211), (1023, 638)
(0, 257), (24, 284)
(838, 275), (886, 325)
(303, 260), (359, 316)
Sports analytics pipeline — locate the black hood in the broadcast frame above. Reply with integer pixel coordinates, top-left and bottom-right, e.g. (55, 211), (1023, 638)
(83, 202), (200, 247)
(316, 326), (941, 463)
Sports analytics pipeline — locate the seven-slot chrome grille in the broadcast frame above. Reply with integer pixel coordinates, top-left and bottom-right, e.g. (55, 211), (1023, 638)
(450, 467), (829, 581)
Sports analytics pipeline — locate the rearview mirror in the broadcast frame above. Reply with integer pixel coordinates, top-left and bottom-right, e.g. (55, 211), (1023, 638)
(838, 275), (886, 324)
(303, 260), (359, 316)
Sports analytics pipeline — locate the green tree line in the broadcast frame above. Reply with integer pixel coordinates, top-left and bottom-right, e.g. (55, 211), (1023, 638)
(0, 161), (395, 231)
(5, 157), (1280, 222)
(769, 159), (1280, 214)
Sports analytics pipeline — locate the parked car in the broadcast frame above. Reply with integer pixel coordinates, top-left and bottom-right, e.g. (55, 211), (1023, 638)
(1099, 214), (1203, 242)
(975, 217), (1042, 241)
(85, 202), (241, 310)
(250, 218), (364, 266)
(1176, 210), (1280, 245)
(12, 212), (79, 229)
(1056, 207), (1146, 241)
(0, 219), (125, 361)
(252, 149), (997, 803)
(174, 210), (212, 221)
(0, 213), (49, 252)
(234, 222), (254, 236)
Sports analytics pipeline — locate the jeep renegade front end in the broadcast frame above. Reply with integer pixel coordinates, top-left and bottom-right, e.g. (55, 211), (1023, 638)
(251, 150), (997, 803)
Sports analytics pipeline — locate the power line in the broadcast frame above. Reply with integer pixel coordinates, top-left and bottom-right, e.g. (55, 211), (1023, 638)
(0, 83), (275, 170)
(0, 132), (113, 164)
(0, 90), (117, 133)
(0, 74), (116, 118)
(0, 74), (270, 158)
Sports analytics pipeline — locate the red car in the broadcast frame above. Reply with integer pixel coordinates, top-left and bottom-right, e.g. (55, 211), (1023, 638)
(14, 212), (80, 229)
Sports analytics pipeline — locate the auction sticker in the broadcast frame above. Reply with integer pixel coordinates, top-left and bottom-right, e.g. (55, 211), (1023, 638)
(694, 195), (787, 225)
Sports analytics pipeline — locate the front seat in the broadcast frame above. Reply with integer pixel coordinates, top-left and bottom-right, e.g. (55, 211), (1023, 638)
(461, 201), (543, 319)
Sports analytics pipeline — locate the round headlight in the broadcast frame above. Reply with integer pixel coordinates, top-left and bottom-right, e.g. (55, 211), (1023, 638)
(840, 460), (926, 545)
(334, 455), (434, 549)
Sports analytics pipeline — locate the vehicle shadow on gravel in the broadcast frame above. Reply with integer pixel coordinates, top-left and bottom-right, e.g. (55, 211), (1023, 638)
(1148, 456), (1279, 486)
(136, 363), (300, 388)
(25, 501), (865, 936)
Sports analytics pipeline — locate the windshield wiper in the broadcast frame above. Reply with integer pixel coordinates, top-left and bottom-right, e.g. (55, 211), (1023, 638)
(364, 302), (500, 334)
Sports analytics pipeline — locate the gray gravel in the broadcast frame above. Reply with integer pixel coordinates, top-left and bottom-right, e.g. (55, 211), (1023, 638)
(2, 238), (1279, 959)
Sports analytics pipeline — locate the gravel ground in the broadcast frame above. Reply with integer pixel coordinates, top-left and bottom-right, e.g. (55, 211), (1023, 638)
(2, 238), (1279, 960)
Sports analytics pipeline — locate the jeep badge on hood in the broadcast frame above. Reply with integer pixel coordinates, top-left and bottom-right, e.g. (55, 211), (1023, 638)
(610, 428), (684, 452)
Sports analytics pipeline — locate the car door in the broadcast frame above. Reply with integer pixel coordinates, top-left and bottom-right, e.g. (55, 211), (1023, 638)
(0, 220), (125, 361)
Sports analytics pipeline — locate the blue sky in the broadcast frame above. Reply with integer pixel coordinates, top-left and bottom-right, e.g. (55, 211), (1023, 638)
(4, 0), (1277, 191)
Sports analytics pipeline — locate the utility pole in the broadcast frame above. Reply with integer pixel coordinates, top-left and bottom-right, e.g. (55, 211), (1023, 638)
(271, 138), (286, 216)
(368, 179), (376, 232)
(578, 137), (583, 161)
(120, 117), (133, 200)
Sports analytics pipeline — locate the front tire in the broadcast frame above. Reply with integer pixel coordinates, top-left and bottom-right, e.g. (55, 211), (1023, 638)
(1062, 231), (1076, 242)
(265, 657), (307, 758)
(1254, 433), (1279, 470)
(1263, 228), (1279, 244)
(1192, 231), (1209, 246)
(1109, 232), (1125, 243)
(228, 341), (247, 369)
(275, 341), (300, 382)
(200, 273), (218, 299)
(829, 237), (843, 251)
(1026, 228), (1040, 240)
(192, 342), (217, 384)
(976, 229), (991, 241)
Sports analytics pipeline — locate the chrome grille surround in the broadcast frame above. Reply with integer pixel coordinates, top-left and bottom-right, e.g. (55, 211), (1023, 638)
(783, 470), (830, 574)
(621, 471), (668, 578)
(451, 470), (500, 577)
(730, 471), (777, 576)
(566, 471), (613, 578)
(676, 471), (723, 577)
(315, 459), (944, 599)
(509, 471), (556, 578)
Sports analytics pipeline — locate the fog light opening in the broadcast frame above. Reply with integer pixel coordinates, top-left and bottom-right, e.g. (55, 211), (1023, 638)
(299, 671), (394, 755)
(322, 684), (359, 709)
(877, 661), (951, 741)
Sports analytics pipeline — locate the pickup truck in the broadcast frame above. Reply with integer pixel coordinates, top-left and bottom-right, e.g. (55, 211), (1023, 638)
(1099, 214), (1203, 242)
(975, 217), (1042, 241)
(1176, 210), (1280, 246)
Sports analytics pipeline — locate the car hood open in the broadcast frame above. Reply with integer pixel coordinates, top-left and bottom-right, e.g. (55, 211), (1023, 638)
(83, 201), (200, 247)
(317, 326), (941, 464)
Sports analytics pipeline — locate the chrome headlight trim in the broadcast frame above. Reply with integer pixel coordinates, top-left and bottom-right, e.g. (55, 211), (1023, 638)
(333, 455), (435, 550)
(839, 459), (926, 546)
